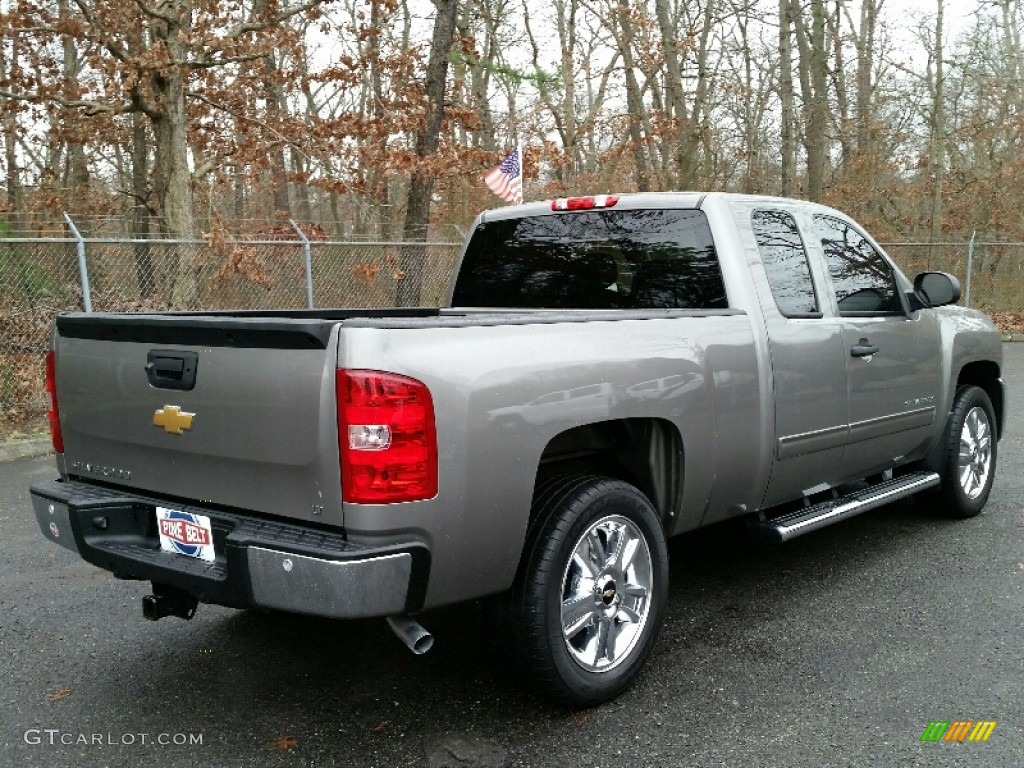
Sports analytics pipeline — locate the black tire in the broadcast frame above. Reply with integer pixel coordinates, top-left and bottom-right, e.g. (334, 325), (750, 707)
(932, 385), (997, 518)
(511, 476), (668, 707)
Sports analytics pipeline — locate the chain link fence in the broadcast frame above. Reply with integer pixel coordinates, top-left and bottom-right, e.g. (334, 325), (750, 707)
(879, 242), (1024, 315)
(0, 234), (461, 423)
(2, 233), (1022, 426)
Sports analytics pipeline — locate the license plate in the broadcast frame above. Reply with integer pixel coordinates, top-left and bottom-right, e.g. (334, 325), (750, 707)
(156, 507), (215, 562)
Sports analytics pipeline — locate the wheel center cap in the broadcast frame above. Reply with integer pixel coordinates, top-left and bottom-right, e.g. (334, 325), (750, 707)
(599, 580), (617, 604)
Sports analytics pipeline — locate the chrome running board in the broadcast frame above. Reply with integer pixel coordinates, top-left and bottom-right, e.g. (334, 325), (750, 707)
(749, 471), (941, 544)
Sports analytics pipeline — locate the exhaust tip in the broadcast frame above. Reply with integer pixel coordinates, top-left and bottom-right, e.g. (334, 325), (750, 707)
(386, 615), (434, 655)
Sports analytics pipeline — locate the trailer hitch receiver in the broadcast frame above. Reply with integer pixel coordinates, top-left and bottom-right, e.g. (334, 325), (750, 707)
(142, 584), (198, 621)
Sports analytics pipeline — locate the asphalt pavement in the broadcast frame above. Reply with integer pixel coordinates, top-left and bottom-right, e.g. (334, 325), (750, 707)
(1, 345), (1022, 768)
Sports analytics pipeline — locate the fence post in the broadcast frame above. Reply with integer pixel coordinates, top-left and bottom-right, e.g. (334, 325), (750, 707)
(290, 219), (314, 309)
(965, 230), (976, 308)
(63, 212), (92, 313)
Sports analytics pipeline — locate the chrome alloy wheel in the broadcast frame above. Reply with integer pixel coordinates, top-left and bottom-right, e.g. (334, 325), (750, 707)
(958, 406), (993, 500)
(560, 514), (653, 673)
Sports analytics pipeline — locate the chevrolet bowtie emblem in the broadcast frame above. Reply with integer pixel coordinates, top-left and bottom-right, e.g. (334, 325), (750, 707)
(153, 405), (195, 435)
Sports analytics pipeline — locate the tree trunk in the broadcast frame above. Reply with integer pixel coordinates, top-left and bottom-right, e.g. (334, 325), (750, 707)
(734, 5), (759, 193)
(233, 160), (246, 220)
(557, 0), (579, 188)
(779, 0), (796, 196)
(654, 0), (698, 187)
(249, 0), (291, 218)
(329, 187), (342, 239)
(269, 82), (291, 218)
(59, 0), (89, 191)
(791, 0), (829, 201)
(397, 0), (459, 306)
(149, 6), (198, 309)
(126, 15), (154, 297)
(154, 97), (198, 308)
(929, 0), (945, 244)
(999, 0), (1021, 115)
(523, 0), (578, 189)
(0, 26), (19, 215)
(463, 2), (497, 152)
(131, 111), (156, 297)
(615, 2), (651, 192)
(367, 0), (390, 235)
(808, 0), (829, 200)
(692, 0), (717, 184)
(828, 3), (850, 167)
(292, 148), (311, 223)
(855, 0), (878, 157)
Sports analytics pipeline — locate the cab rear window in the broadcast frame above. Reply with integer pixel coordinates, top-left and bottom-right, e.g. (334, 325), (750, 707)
(451, 209), (727, 310)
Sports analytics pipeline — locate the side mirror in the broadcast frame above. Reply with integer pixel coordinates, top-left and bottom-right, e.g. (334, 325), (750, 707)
(913, 271), (961, 307)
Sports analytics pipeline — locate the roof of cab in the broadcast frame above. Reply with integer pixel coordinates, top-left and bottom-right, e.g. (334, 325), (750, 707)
(476, 191), (848, 224)
(478, 192), (705, 223)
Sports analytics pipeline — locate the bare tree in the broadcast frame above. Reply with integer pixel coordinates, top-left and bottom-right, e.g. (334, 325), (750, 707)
(398, 0), (460, 306)
(0, 18), (20, 214)
(852, 0), (883, 157)
(654, 0), (698, 186)
(789, 0), (830, 201)
(779, 0), (796, 195)
(927, 0), (945, 243)
(523, 0), (617, 192)
(606, 0), (652, 191)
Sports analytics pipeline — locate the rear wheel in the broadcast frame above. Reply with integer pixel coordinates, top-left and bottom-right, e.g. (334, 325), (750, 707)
(932, 385), (997, 518)
(511, 476), (668, 706)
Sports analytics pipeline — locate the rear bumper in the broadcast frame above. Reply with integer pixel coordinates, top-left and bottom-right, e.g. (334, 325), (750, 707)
(30, 478), (429, 618)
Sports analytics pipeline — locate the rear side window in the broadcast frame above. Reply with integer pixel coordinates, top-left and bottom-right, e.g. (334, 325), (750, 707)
(815, 215), (902, 315)
(751, 210), (819, 317)
(451, 209), (727, 310)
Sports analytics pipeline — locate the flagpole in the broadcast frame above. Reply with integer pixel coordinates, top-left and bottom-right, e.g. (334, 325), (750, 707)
(517, 143), (524, 204)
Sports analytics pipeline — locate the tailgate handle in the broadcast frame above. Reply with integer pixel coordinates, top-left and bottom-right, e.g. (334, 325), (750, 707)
(145, 350), (198, 391)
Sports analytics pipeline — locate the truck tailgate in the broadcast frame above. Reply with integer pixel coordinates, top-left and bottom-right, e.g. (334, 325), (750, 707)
(53, 314), (344, 525)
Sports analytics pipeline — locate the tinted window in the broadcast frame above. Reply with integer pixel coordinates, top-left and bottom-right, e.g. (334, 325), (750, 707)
(751, 210), (819, 316)
(451, 209), (727, 310)
(815, 215), (902, 314)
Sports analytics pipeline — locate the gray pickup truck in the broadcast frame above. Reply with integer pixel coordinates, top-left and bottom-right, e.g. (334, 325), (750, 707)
(30, 192), (1005, 705)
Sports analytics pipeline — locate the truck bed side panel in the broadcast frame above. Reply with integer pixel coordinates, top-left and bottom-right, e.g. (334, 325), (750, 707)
(338, 314), (761, 608)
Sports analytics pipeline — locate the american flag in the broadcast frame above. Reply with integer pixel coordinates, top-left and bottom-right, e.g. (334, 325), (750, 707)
(483, 147), (523, 204)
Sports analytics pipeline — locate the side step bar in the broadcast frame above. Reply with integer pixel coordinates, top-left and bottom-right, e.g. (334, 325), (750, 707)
(749, 471), (941, 544)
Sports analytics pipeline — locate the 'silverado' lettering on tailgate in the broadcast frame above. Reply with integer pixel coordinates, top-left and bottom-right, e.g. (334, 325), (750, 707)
(68, 461), (131, 482)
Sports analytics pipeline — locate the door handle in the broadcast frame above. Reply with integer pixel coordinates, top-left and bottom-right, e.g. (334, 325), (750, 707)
(850, 340), (879, 358)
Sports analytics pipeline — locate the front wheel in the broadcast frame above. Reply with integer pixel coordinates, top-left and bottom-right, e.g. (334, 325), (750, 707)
(932, 385), (998, 518)
(511, 476), (668, 707)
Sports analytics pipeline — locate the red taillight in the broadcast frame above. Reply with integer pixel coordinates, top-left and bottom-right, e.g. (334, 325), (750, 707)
(45, 350), (64, 454)
(336, 370), (437, 504)
(551, 195), (619, 211)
